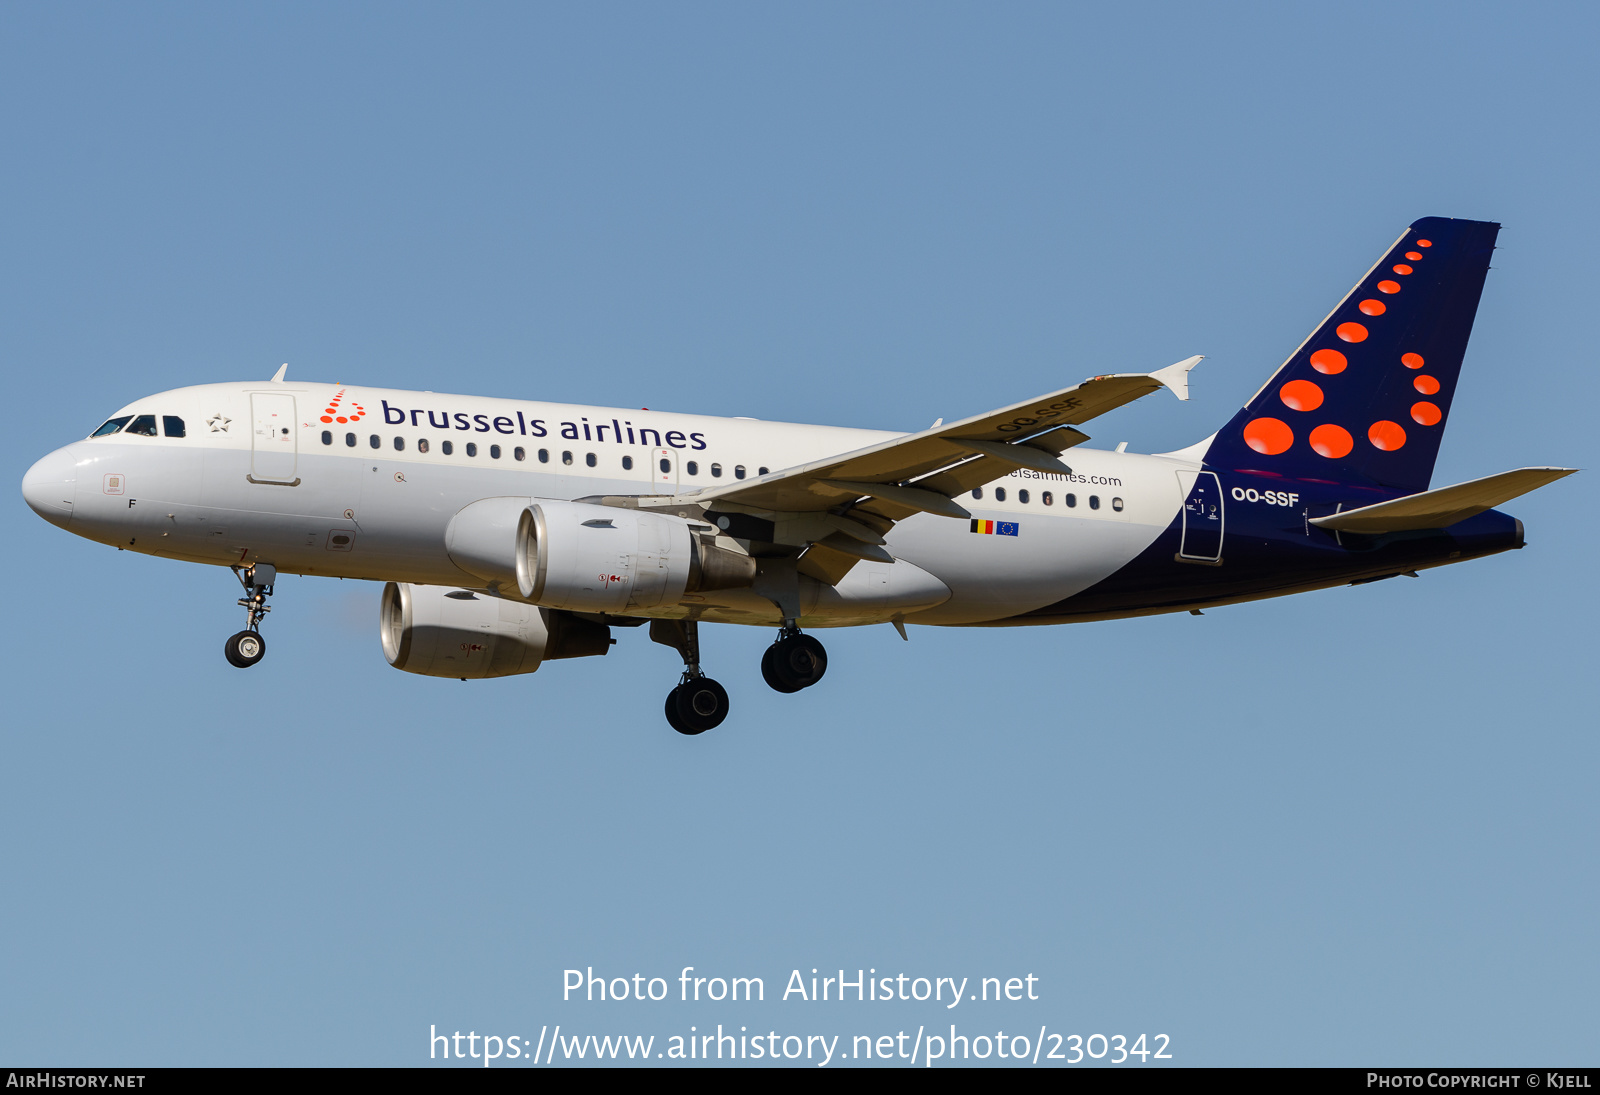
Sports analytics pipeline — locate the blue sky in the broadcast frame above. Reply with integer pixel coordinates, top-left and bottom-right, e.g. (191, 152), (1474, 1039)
(2, 2), (1596, 1066)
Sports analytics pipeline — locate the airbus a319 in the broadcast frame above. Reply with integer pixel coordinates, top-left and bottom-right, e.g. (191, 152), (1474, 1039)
(21, 217), (1574, 734)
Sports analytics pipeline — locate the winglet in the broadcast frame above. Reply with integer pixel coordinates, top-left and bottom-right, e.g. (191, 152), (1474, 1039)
(270, 363), (288, 383)
(1149, 355), (1202, 401)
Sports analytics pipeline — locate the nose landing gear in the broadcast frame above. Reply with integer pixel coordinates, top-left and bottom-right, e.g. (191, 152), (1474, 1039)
(651, 618), (731, 735)
(761, 626), (827, 693)
(224, 564), (275, 669)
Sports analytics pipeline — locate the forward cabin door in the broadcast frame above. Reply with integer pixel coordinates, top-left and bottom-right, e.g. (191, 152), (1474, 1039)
(250, 393), (298, 483)
(1176, 470), (1223, 563)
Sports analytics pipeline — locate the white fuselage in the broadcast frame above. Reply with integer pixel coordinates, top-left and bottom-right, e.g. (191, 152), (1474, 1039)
(28, 381), (1200, 627)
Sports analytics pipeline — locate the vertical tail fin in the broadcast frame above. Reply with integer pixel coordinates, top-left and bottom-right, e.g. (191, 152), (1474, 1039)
(1204, 217), (1499, 493)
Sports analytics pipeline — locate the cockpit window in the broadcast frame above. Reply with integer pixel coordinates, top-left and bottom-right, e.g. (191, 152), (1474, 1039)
(91, 416), (132, 437)
(163, 416), (186, 438)
(125, 415), (159, 436)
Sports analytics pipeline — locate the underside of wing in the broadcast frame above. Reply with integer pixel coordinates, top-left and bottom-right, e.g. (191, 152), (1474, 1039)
(673, 356), (1201, 523)
(586, 356), (1200, 592)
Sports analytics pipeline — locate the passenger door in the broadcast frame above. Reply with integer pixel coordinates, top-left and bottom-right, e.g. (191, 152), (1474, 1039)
(1176, 470), (1223, 563)
(250, 393), (298, 483)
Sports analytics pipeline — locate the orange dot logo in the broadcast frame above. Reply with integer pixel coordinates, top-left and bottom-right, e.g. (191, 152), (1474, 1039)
(1401, 352), (1425, 369)
(1411, 401), (1442, 426)
(1309, 423), (1353, 459)
(320, 415), (332, 423)
(1368, 420), (1407, 451)
(1310, 348), (1347, 374)
(1405, 251), (1422, 261)
(1279, 379), (1324, 412)
(1359, 299), (1386, 316)
(1414, 374), (1440, 394)
(321, 388), (366, 422)
(1393, 264), (1413, 275)
(1336, 322), (1369, 343)
(1377, 280), (1401, 294)
(1417, 239), (1432, 247)
(1242, 417), (1294, 455)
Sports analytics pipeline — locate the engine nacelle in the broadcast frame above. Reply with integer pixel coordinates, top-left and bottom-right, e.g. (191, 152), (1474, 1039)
(380, 582), (611, 679)
(524, 499), (759, 612)
(444, 497), (757, 613)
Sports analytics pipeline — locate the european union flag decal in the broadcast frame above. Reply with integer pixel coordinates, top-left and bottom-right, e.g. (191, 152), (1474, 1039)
(969, 519), (1020, 537)
(996, 521), (1019, 536)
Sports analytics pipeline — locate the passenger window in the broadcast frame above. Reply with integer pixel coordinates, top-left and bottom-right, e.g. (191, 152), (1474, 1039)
(1089, 495), (1100, 510)
(418, 439), (430, 454)
(994, 487), (1006, 502)
(126, 415), (158, 436)
(514, 447), (525, 461)
(163, 416), (186, 438)
(622, 455), (633, 470)
(1112, 497), (1124, 511)
(393, 436), (405, 451)
(1043, 492), (1053, 506)
(1019, 489), (1030, 504)
(490, 444), (502, 459)
(321, 430), (333, 445)
(687, 461), (699, 476)
(735, 465), (746, 479)
(562, 451), (573, 465)
(345, 433), (356, 447)
(466, 442), (478, 457)
(442, 440), (454, 455)
(369, 434), (380, 449)
(1065, 493), (1077, 507)
(660, 458), (671, 474)
(91, 416), (133, 437)
(538, 448), (549, 463)
(585, 452), (596, 467)
(972, 487), (983, 499)
(711, 463), (722, 478)
(759, 467), (769, 475)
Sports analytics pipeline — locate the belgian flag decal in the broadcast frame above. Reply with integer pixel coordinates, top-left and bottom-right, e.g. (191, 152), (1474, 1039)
(970, 519), (1019, 537)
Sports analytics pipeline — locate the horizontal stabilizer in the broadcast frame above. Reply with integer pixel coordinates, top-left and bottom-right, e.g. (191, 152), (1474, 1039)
(1310, 467), (1576, 534)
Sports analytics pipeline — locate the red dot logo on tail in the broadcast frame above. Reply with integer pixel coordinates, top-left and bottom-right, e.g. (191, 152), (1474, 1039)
(1242, 417), (1293, 455)
(1368, 420), (1407, 451)
(1309, 424), (1353, 459)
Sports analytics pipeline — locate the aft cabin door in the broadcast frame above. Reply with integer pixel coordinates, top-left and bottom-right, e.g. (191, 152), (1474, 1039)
(250, 393), (298, 483)
(1176, 470), (1223, 563)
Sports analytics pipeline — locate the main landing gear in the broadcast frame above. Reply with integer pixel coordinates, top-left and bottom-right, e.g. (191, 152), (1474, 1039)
(649, 618), (829, 735)
(224, 563), (275, 669)
(650, 619), (731, 736)
(761, 625), (827, 694)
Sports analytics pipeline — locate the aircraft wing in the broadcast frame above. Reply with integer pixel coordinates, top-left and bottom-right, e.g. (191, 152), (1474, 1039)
(1310, 466), (1577, 534)
(672, 356), (1202, 523)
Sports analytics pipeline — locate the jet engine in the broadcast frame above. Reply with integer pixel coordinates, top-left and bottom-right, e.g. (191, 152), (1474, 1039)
(380, 582), (612, 679)
(445, 497), (756, 614)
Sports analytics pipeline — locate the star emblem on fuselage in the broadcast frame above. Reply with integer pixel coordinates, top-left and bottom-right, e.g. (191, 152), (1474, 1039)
(207, 414), (231, 433)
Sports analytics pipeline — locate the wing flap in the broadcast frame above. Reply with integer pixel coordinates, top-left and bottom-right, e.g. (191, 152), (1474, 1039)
(1310, 467), (1577, 534)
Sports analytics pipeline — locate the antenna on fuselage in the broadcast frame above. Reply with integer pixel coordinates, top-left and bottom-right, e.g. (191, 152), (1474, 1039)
(270, 363), (288, 383)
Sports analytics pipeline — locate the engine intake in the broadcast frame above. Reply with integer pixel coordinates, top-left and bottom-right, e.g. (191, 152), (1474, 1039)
(380, 582), (610, 679)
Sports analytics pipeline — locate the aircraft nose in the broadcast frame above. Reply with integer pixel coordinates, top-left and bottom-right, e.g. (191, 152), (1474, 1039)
(22, 446), (78, 528)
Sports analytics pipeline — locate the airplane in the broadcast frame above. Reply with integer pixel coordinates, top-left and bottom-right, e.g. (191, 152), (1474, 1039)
(20, 216), (1576, 735)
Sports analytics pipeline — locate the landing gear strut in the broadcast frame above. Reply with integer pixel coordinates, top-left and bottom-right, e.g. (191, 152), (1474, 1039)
(761, 623), (827, 693)
(225, 563), (275, 669)
(650, 618), (730, 735)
